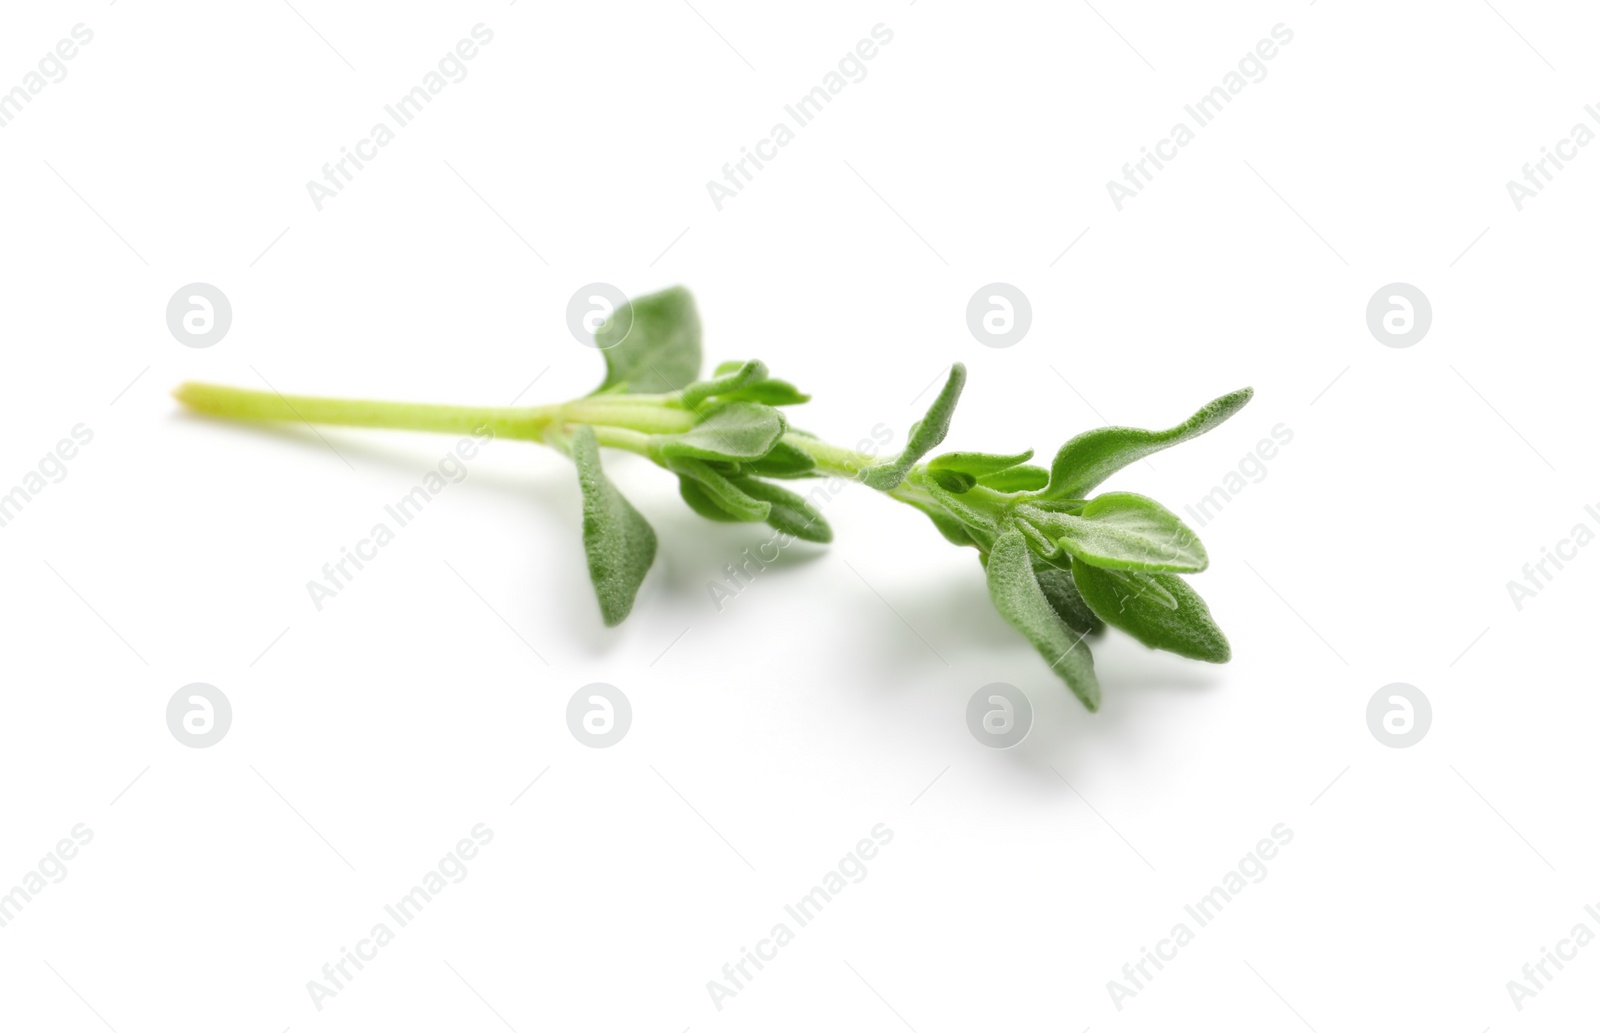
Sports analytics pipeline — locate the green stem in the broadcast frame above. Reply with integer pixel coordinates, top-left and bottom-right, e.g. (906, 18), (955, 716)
(563, 401), (696, 434)
(588, 426), (655, 454)
(173, 383), (704, 441)
(782, 435), (874, 477)
(174, 382), (552, 440)
(174, 380), (935, 507)
(782, 433), (934, 507)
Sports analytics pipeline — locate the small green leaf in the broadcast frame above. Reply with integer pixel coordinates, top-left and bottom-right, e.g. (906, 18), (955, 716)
(708, 361), (811, 406)
(736, 478), (832, 543)
(1041, 387), (1253, 500)
(978, 464), (1049, 493)
(1027, 497), (1087, 516)
(1019, 492), (1207, 573)
(676, 470), (828, 541)
(1033, 562), (1105, 637)
(986, 529), (1100, 711)
(725, 379), (810, 406)
(860, 364), (967, 491)
(668, 458), (769, 521)
(571, 427), (657, 626)
(1014, 515), (1061, 559)
(928, 469), (977, 493)
(911, 501), (979, 547)
(594, 286), (703, 394)
(1072, 560), (1230, 662)
(743, 439), (816, 478)
(925, 481), (998, 531)
(657, 402), (787, 461)
(928, 449), (1033, 479)
(679, 360), (767, 410)
(678, 476), (744, 522)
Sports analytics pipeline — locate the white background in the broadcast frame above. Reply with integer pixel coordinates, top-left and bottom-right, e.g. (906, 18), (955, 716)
(1, 1), (1596, 1030)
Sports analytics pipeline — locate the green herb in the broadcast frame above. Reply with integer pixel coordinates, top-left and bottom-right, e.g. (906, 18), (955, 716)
(173, 286), (1251, 710)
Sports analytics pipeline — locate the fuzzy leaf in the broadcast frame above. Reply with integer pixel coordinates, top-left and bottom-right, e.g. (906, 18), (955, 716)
(1015, 515), (1061, 558)
(986, 529), (1101, 711)
(929, 449), (1033, 479)
(657, 402), (787, 462)
(571, 427), (657, 626)
(726, 379), (810, 406)
(709, 361), (810, 406)
(1072, 560), (1230, 662)
(743, 440), (816, 478)
(677, 470), (829, 541)
(925, 481), (998, 531)
(860, 364), (967, 491)
(594, 286), (702, 394)
(1041, 387), (1253, 500)
(931, 450), (1043, 492)
(737, 478), (832, 543)
(680, 360), (767, 410)
(928, 469), (977, 493)
(978, 464), (1049, 493)
(1019, 492), (1207, 573)
(669, 458), (769, 521)
(1034, 563), (1105, 636)
(678, 476), (745, 522)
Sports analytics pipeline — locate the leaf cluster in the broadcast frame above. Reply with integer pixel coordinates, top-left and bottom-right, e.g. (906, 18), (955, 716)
(572, 289), (826, 625)
(856, 365), (1248, 710)
(571, 287), (1251, 710)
